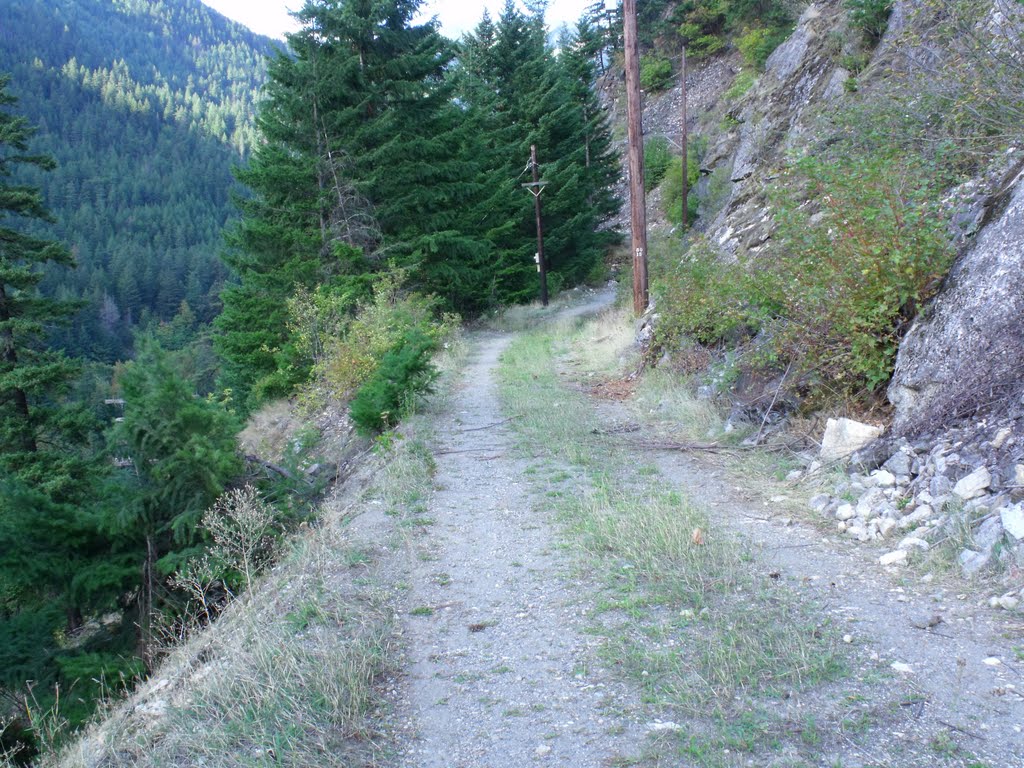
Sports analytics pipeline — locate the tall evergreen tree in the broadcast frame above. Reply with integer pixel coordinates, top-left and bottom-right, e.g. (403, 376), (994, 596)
(452, 3), (621, 292)
(218, 0), (505, 406)
(0, 73), (92, 497)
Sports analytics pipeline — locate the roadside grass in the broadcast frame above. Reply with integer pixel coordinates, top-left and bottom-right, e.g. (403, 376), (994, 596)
(54, 523), (395, 768)
(497, 314), (851, 767)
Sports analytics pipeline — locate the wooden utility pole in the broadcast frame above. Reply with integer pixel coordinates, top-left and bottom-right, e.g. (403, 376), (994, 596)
(681, 45), (689, 230)
(526, 144), (549, 306)
(623, 0), (648, 316)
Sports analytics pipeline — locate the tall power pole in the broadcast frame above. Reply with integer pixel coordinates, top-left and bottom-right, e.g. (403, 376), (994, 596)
(681, 45), (689, 230)
(525, 144), (549, 306)
(623, 0), (648, 316)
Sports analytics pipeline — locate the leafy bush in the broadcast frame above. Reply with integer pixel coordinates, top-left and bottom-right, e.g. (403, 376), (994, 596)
(736, 25), (791, 69)
(845, 0), (893, 45)
(644, 136), (674, 192)
(317, 269), (457, 400)
(349, 329), (439, 435)
(651, 148), (954, 395)
(640, 56), (673, 91)
(652, 237), (761, 353)
(764, 151), (953, 391)
(688, 34), (727, 59)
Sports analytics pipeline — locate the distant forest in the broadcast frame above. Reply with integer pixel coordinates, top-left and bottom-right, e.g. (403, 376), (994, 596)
(0, 0), (274, 363)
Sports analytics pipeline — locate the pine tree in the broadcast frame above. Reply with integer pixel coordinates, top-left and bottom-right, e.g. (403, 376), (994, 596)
(112, 341), (242, 663)
(0, 73), (92, 498)
(218, 0), (507, 406)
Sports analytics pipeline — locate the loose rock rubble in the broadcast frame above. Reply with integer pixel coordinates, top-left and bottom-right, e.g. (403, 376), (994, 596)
(808, 416), (1024, 609)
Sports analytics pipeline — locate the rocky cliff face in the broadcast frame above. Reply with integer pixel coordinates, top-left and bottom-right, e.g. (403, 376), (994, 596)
(889, 159), (1024, 434)
(703, 1), (848, 256)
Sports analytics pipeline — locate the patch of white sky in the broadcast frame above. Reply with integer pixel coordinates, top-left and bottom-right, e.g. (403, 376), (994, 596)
(201, 0), (594, 42)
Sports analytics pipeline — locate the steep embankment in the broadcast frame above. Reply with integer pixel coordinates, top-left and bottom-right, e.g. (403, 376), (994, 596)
(625, 0), (1024, 589)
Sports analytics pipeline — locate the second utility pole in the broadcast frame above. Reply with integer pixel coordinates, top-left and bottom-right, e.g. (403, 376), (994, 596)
(530, 144), (549, 306)
(623, 0), (648, 316)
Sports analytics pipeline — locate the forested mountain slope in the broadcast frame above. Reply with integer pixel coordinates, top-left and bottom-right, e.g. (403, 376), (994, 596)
(0, 0), (274, 361)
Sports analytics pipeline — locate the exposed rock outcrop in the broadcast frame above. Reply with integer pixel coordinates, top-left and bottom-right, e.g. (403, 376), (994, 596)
(888, 161), (1024, 434)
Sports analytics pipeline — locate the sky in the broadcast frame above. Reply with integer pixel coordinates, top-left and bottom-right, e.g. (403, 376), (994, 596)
(201, 0), (593, 41)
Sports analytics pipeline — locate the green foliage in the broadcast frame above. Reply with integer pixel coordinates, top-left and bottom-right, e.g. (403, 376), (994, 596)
(349, 329), (439, 436)
(673, 0), (792, 62)
(765, 152), (953, 391)
(317, 269), (455, 402)
(113, 341), (242, 562)
(736, 25), (792, 69)
(687, 34), (728, 59)
(659, 137), (705, 227)
(846, 0), (894, 45)
(643, 137), (674, 192)
(640, 56), (673, 91)
(651, 237), (760, 352)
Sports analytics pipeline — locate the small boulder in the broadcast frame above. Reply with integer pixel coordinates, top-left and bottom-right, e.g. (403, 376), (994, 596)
(1000, 503), (1024, 540)
(883, 451), (913, 477)
(820, 418), (883, 463)
(870, 469), (897, 488)
(835, 504), (856, 521)
(953, 466), (992, 500)
(809, 493), (832, 514)
(959, 548), (991, 576)
(880, 549), (908, 566)
(897, 536), (930, 551)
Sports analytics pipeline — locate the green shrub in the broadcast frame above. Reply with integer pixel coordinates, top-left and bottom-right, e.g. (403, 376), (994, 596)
(349, 329), (439, 435)
(736, 25), (791, 69)
(640, 56), (674, 91)
(660, 136), (705, 227)
(688, 34), (727, 59)
(651, 237), (761, 352)
(644, 136), (674, 192)
(845, 0), (893, 45)
(317, 269), (456, 400)
(765, 151), (953, 391)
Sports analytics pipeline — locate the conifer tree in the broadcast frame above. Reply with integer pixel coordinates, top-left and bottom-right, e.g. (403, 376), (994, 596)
(218, 0), (505, 405)
(0, 74), (93, 497)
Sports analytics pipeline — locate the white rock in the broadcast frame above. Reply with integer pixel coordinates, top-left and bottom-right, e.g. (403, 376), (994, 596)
(842, 634), (853, 643)
(891, 662), (913, 674)
(953, 467), (991, 500)
(809, 493), (832, 513)
(983, 657), (1002, 667)
(535, 745), (552, 757)
(897, 536), (930, 551)
(647, 721), (683, 733)
(877, 518), (897, 538)
(898, 505), (934, 529)
(879, 550), (908, 566)
(993, 427), (1012, 449)
(820, 418), (883, 462)
(871, 470), (897, 488)
(994, 595), (1020, 611)
(1000, 504), (1024, 540)
(835, 504), (856, 521)
(847, 525), (869, 541)
(1014, 464), (1024, 488)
